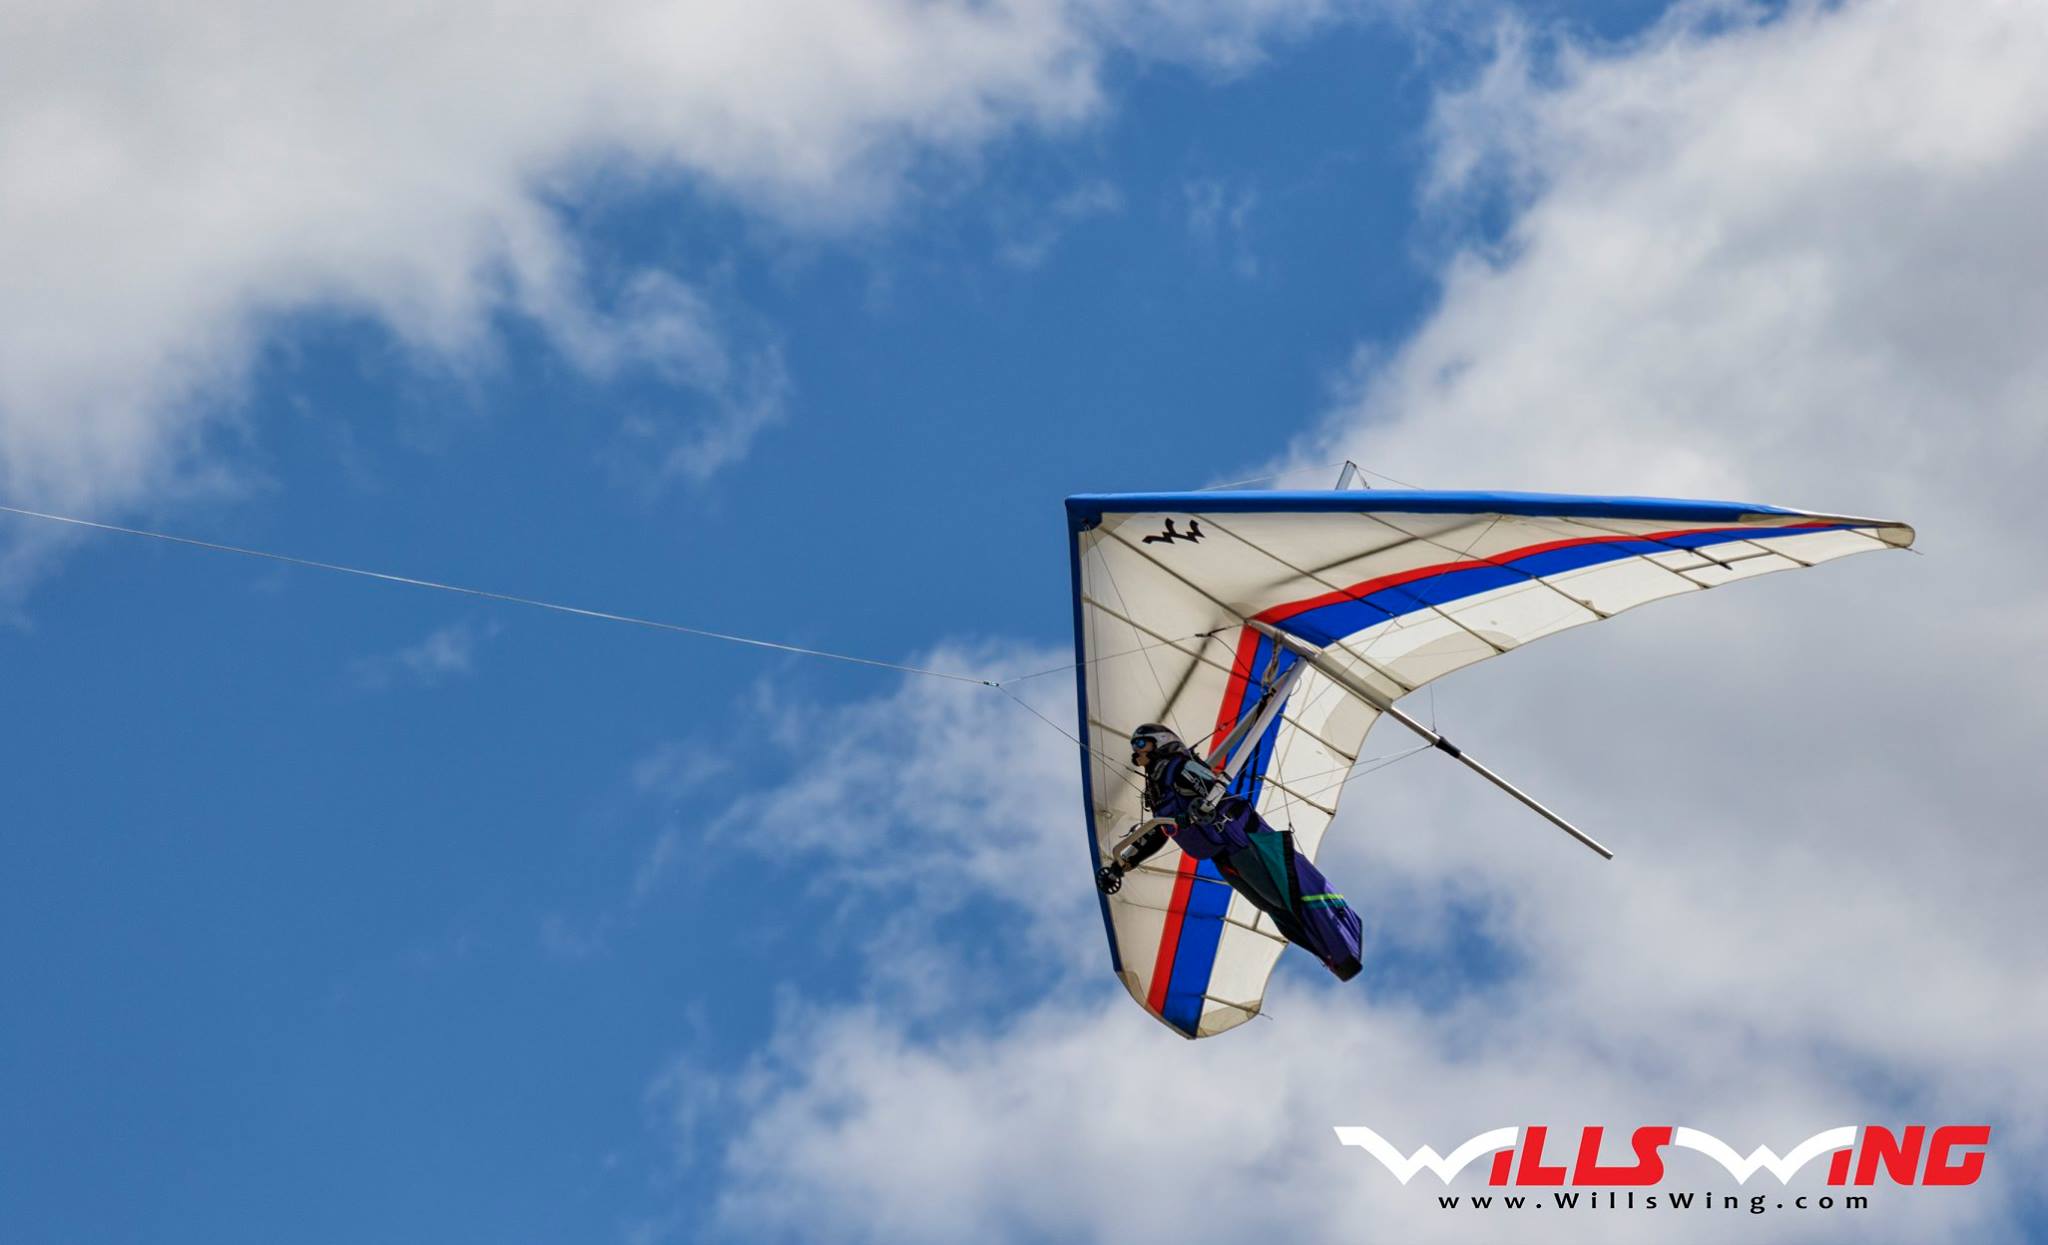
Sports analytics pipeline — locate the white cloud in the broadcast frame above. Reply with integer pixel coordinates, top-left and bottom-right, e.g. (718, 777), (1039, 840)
(688, 650), (2043, 1243)
(0, 0), (1344, 575)
(537, 737), (737, 959)
(349, 618), (496, 689)
(707, 645), (1102, 1009)
(1183, 176), (1262, 276)
(584, 273), (792, 491)
(654, 3), (2048, 1240)
(633, 739), (733, 804)
(995, 179), (1126, 268)
(712, 998), (2026, 1244)
(1088, 0), (1351, 74)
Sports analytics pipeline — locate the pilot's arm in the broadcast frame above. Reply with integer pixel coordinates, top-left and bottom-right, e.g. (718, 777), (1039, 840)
(1095, 822), (1172, 894)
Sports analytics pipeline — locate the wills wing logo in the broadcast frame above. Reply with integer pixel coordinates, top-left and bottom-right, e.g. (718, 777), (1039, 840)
(1333, 1125), (1990, 1187)
(1142, 518), (1204, 546)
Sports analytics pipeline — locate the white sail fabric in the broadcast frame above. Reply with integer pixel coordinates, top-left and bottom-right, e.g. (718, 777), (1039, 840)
(1065, 490), (1913, 1038)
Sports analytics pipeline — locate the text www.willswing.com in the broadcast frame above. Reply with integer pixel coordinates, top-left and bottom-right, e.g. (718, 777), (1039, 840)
(1436, 1191), (1871, 1215)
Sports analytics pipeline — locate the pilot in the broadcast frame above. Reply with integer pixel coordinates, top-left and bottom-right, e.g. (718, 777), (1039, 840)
(1098, 723), (1363, 981)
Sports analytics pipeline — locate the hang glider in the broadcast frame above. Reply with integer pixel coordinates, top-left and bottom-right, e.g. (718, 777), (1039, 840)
(1065, 487), (1915, 1038)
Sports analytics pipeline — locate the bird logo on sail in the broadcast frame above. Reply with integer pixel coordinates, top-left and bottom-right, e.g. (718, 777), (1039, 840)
(1143, 518), (1204, 546)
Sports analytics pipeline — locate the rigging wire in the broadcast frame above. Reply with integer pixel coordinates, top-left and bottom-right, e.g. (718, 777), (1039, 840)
(1348, 461), (1425, 490)
(1089, 539), (1183, 740)
(990, 684), (1146, 798)
(0, 502), (1000, 688)
(1195, 459), (1355, 492)
(3, 452), (1424, 695)
(1, 495), (1436, 811)
(992, 628), (1225, 685)
(0, 503), (1271, 804)
(1195, 456), (1421, 493)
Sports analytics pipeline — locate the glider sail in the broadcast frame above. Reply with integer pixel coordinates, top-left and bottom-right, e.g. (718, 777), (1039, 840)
(1065, 489), (1914, 1038)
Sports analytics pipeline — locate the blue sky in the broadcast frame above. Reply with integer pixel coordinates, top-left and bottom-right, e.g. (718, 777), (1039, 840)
(5, 2), (2046, 1243)
(0, 15), (1468, 1241)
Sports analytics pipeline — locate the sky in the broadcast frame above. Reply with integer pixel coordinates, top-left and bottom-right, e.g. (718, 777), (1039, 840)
(3, 1), (2045, 1242)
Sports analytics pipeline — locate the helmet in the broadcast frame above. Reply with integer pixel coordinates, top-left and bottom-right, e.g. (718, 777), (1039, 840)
(1129, 723), (1183, 764)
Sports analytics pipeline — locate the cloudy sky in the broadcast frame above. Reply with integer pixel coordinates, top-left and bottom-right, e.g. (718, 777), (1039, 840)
(4, 0), (2044, 1241)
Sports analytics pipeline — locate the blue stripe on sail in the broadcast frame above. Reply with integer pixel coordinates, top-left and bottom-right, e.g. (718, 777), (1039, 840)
(1277, 525), (1849, 648)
